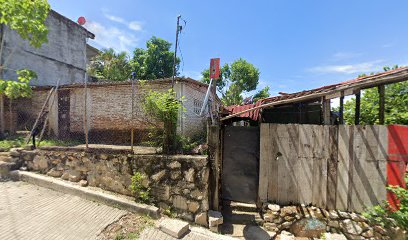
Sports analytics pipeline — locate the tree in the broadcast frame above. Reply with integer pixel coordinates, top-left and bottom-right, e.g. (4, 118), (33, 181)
(253, 86), (270, 102)
(340, 66), (408, 125)
(88, 48), (132, 81)
(132, 36), (180, 80)
(0, 0), (50, 135)
(201, 58), (267, 105)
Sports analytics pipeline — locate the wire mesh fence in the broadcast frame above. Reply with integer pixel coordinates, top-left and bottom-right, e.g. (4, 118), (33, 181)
(9, 77), (215, 152)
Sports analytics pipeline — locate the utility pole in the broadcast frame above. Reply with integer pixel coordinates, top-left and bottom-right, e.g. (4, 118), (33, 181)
(172, 15), (181, 89)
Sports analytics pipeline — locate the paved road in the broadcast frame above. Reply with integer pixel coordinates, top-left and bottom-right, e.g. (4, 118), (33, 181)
(0, 181), (127, 240)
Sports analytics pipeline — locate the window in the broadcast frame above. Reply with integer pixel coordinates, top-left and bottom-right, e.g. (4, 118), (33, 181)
(193, 99), (203, 114)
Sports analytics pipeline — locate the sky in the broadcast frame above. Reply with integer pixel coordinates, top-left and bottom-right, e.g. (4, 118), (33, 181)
(49, 0), (408, 98)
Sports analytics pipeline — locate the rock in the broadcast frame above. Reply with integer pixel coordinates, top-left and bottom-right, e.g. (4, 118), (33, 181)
(245, 225), (276, 240)
(141, 178), (150, 188)
(9, 148), (21, 157)
(61, 172), (70, 180)
(19, 166), (27, 171)
(290, 218), (326, 238)
(281, 206), (298, 217)
(328, 210), (340, 220)
(390, 227), (407, 240)
(263, 213), (275, 222)
(191, 189), (203, 200)
(321, 233), (347, 240)
(201, 168), (209, 182)
(280, 221), (293, 230)
(373, 225), (387, 235)
(170, 171), (181, 180)
(361, 229), (374, 238)
(158, 202), (170, 210)
(46, 168), (63, 178)
(79, 180), (88, 187)
(32, 155), (49, 171)
(263, 222), (279, 232)
(327, 220), (340, 228)
(168, 161), (181, 169)
(180, 213), (194, 222)
(173, 195), (188, 210)
(159, 218), (190, 238)
(188, 201), (200, 213)
(209, 225), (218, 233)
(184, 168), (195, 182)
(268, 204), (281, 212)
(23, 145), (34, 151)
(68, 170), (82, 182)
(208, 210), (223, 227)
(341, 219), (363, 235)
(151, 170), (166, 182)
(201, 199), (209, 211)
(275, 230), (295, 240)
(195, 212), (208, 227)
(350, 213), (366, 222)
(338, 211), (350, 219)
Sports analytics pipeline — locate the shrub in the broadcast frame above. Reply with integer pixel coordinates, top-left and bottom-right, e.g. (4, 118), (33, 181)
(130, 172), (150, 203)
(363, 173), (407, 230)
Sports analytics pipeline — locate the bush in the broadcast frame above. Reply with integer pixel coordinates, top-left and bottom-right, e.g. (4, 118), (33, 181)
(363, 173), (407, 230)
(130, 172), (150, 203)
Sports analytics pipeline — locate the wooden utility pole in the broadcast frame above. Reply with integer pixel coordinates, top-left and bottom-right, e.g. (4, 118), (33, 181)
(171, 15), (181, 89)
(378, 85), (385, 125)
(339, 95), (344, 124)
(355, 91), (361, 125)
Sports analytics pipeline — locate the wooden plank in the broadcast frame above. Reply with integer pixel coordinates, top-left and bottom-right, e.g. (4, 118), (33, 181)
(322, 98), (331, 125)
(259, 123), (270, 202)
(326, 126), (339, 210)
(378, 85), (385, 125)
(286, 124), (299, 203)
(276, 124), (293, 205)
(348, 125), (366, 212)
(336, 125), (352, 210)
(312, 125), (327, 208)
(339, 95), (344, 124)
(297, 125), (314, 205)
(355, 91), (361, 125)
(268, 124), (279, 202)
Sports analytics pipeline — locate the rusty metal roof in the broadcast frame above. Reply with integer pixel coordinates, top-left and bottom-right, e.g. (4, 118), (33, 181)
(224, 66), (408, 121)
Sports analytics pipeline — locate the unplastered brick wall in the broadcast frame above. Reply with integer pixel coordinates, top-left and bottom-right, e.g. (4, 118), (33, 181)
(19, 147), (210, 226)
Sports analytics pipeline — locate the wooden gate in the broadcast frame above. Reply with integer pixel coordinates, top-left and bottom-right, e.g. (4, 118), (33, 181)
(221, 126), (260, 204)
(259, 124), (389, 212)
(58, 90), (70, 139)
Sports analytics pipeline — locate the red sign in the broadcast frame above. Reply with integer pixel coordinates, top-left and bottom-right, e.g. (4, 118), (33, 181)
(210, 58), (220, 79)
(77, 16), (86, 25)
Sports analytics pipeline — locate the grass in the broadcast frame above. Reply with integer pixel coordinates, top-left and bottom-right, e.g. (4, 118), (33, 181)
(0, 135), (80, 151)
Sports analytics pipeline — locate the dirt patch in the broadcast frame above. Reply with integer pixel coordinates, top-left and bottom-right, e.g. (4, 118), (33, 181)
(98, 213), (155, 240)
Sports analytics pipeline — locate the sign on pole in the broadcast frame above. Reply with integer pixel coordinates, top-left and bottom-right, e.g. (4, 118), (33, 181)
(210, 58), (220, 79)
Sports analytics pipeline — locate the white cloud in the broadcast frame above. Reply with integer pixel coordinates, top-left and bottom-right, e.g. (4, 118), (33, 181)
(308, 60), (383, 74)
(84, 21), (138, 53)
(104, 12), (143, 32)
(104, 14), (126, 24)
(128, 21), (143, 31)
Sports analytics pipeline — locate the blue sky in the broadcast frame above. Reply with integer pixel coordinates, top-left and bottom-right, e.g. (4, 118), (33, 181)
(49, 0), (408, 97)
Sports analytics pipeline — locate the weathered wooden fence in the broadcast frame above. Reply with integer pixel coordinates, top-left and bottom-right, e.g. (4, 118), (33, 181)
(259, 124), (388, 212)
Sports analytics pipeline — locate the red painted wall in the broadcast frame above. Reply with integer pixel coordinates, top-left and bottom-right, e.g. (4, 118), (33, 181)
(387, 125), (408, 210)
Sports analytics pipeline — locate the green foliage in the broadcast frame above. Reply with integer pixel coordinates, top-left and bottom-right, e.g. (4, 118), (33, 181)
(130, 172), (150, 203)
(341, 81), (408, 125)
(0, 0), (50, 48)
(363, 174), (408, 230)
(253, 86), (270, 102)
(176, 133), (206, 154)
(0, 135), (80, 150)
(0, 69), (36, 99)
(201, 58), (264, 105)
(142, 89), (185, 154)
(132, 36), (180, 80)
(88, 48), (132, 81)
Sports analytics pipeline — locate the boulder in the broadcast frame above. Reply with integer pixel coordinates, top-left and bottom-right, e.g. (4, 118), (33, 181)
(341, 219), (363, 235)
(47, 168), (63, 178)
(151, 170), (166, 182)
(208, 210), (223, 227)
(290, 218), (326, 238)
(194, 212), (208, 227)
(79, 180), (88, 187)
(173, 195), (188, 210)
(184, 168), (195, 182)
(168, 161), (181, 169)
(187, 201), (200, 213)
(268, 204), (281, 212)
(280, 206), (298, 217)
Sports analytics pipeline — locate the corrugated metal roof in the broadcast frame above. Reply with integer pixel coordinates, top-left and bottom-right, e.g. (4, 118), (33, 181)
(225, 66), (408, 121)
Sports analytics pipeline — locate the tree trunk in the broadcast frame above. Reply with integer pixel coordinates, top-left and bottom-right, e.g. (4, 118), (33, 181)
(9, 98), (13, 135)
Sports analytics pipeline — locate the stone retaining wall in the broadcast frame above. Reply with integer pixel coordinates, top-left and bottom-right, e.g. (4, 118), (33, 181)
(263, 204), (406, 240)
(16, 147), (209, 226)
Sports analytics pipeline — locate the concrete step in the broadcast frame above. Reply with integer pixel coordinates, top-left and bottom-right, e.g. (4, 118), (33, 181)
(225, 201), (258, 212)
(222, 210), (264, 225)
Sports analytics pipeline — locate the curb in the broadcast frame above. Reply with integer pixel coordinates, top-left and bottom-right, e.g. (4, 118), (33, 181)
(10, 170), (160, 219)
